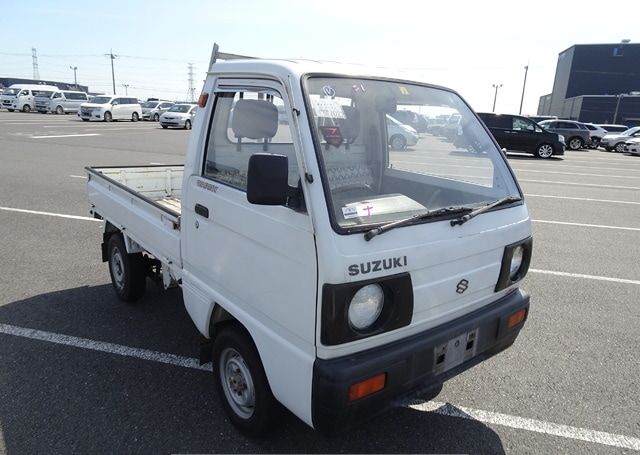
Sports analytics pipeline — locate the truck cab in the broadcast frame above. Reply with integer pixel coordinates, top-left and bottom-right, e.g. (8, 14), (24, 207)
(86, 47), (532, 436)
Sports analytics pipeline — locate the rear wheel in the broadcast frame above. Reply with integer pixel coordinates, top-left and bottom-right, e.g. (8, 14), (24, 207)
(567, 137), (583, 150)
(55, 105), (64, 115)
(22, 104), (31, 113)
(104, 111), (112, 122)
(184, 119), (192, 130)
(107, 234), (146, 302)
(132, 112), (139, 122)
(212, 325), (277, 437)
(535, 143), (554, 159)
(390, 134), (407, 151)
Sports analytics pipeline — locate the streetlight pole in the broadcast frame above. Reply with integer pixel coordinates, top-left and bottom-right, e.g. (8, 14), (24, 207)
(519, 65), (529, 115)
(613, 94), (624, 123)
(122, 84), (129, 96)
(492, 83), (503, 112)
(69, 66), (78, 88)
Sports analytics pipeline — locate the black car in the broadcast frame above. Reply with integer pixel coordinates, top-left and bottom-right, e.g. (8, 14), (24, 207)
(477, 113), (565, 159)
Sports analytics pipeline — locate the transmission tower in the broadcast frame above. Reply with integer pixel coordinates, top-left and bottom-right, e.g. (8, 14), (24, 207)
(32, 48), (40, 80)
(187, 63), (195, 102)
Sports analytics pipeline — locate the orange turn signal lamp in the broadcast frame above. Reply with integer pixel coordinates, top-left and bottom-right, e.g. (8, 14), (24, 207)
(507, 308), (527, 329)
(348, 373), (386, 401)
(198, 93), (209, 108)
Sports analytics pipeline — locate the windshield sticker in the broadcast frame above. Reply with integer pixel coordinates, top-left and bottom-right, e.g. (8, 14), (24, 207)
(352, 83), (366, 93)
(320, 126), (343, 147)
(312, 98), (346, 119)
(322, 85), (336, 97)
(399, 86), (410, 95)
(341, 206), (358, 219)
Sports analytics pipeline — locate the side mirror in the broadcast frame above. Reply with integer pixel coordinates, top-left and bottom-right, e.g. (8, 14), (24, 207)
(112, 101), (119, 106)
(247, 153), (289, 205)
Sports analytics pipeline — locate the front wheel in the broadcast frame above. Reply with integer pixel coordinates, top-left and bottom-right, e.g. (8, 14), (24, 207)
(82, 118), (89, 122)
(567, 137), (583, 150)
(107, 234), (146, 302)
(535, 143), (554, 159)
(615, 142), (626, 153)
(213, 325), (277, 437)
(132, 112), (139, 122)
(55, 105), (64, 115)
(184, 119), (192, 130)
(22, 104), (31, 113)
(161, 125), (168, 129)
(7, 109), (14, 112)
(153, 113), (159, 122)
(390, 134), (407, 151)
(104, 111), (112, 122)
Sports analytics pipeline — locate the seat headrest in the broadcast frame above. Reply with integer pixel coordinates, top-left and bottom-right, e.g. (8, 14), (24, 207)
(232, 99), (278, 140)
(340, 106), (360, 141)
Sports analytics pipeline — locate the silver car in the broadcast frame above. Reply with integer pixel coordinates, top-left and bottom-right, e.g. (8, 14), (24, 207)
(386, 115), (419, 150)
(600, 126), (640, 152)
(141, 100), (174, 121)
(159, 104), (197, 129)
(538, 119), (591, 150)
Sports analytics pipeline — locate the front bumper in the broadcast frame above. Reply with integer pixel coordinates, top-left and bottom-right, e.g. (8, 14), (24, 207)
(312, 288), (529, 433)
(624, 143), (640, 154)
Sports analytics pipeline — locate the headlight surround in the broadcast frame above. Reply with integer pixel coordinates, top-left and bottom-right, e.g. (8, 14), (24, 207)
(348, 284), (384, 331)
(495, 237), (533, 292)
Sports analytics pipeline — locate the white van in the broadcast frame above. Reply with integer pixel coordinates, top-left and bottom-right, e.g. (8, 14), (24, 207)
(85, 46), (532, 436)
(35, 90), (89, 114)
(79, 96), (142, 122)
(0, 84), (59, 112)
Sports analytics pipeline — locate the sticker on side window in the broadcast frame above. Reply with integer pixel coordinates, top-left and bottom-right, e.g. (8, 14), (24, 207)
(342, 203), (376, 218)
(341, 206), (358, 219)
(311, 98), (346, 119)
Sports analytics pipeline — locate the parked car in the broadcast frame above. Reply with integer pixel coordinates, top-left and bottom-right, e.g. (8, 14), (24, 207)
(79, 96), (142, 122)
(599, 126), (640, 152)
(390, 109), (428, 133)
(537, 119), (590, 150)
(35, 90), (89, 114)
(386, 115), (419, 150)
(0, 84), (59, 112)
(596, 124), (629, 133)
(141, 100), (174, 121)
(527, 115), (557, 123)
(623, 137), (640, 155)
(581, 123), (608, 148)
(477, 113), (565, 158)
(159, 103), (197, 129)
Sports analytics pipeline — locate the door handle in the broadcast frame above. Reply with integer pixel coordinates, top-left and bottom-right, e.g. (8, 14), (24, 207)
(195, 203), (209, 218)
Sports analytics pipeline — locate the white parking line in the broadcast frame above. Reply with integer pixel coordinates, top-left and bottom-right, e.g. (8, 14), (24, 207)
(0, 206), (99, 222)
(530, 269), (640, 285)
(520, 179), (640, 190)
(525, 194), (640, 206)
(515, 168), (639, 180)
(31, 133), (101, 139)
(1, 321), (637, 450)
(533, 219), (640, 232)
(409, 401), (640, 451)
(69, 175), (88, 179)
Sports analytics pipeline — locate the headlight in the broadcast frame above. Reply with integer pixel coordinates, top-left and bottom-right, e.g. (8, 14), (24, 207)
(348, 284), (384, 330)
(558, 134), (565, 143)
(510, 245), (524, 279)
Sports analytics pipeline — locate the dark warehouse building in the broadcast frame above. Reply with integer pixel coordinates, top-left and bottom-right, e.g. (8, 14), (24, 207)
(538, 42), (640, 126)
(0, 77), (88, 93)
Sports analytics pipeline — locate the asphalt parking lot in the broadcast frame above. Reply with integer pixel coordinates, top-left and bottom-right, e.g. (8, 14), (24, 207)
(0, 110), (638, 454)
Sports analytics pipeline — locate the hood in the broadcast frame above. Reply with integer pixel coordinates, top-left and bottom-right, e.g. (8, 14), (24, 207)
(81, 102), (110, 108)
(161, 111), (190, 119)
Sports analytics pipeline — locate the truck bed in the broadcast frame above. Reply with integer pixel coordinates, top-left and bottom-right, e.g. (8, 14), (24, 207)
(85, 165), (184, 272)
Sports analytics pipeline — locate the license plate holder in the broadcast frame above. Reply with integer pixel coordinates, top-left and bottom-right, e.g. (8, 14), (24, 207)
(432, 328), (479, 375)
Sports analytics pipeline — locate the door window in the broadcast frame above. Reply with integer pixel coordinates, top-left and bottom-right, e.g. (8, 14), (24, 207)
(512, 117), (535, 131)
(203, 88), (300, 191)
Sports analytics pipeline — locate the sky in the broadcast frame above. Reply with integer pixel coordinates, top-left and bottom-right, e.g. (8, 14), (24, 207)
(0, 0), (637, 115)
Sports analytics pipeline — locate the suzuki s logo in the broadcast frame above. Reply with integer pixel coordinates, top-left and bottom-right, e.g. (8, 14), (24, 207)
(456, 279), (469, 294)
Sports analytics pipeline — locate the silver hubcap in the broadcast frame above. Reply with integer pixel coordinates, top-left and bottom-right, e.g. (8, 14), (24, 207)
(392, 137), (404, 150)
(616, 143), (624, 152)
(569, 139), (581, 150)
(220, 348), (255, 419)
(110, 247), (125, 290)
(538, 144), (553, 158)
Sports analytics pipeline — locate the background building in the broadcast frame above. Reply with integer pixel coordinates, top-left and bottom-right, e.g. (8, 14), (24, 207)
(0, 77), (89, 93)
(538, 42), (640, 125)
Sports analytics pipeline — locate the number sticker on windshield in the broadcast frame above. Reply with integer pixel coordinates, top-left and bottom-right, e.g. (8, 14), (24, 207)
(311, 98), (346, 119)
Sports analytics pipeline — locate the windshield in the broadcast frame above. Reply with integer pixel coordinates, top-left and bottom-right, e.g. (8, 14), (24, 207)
(304, 77), (520, 232)
(91, 96), (113, 104)
(3, 88), (19, 96)
(621, 127), (640, 136)
(35, 91), (54, 98)
(169, 104), (192, 113)
(141, 101), (159, 108)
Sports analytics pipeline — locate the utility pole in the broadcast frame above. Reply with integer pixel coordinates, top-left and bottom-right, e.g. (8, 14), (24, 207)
(187, 63), (195, 102)
(613, 93), (625, 123)
(519, 64), (529, 115)
(69, 66), (78, 87)
(492, 83), (503, 112)
(122, 84), (129, 96)
(32, 48), (40, 80)
(105, 49), (119, 95)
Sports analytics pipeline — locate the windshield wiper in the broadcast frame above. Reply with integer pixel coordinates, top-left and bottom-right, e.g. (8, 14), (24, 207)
(364, 206), (472, 241)
(450, 196), (521, 227)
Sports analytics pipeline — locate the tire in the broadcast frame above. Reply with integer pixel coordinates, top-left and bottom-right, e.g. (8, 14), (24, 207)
(22, 104), (31, 113)
(567, 137), (583, 150)
(107, 234), (146, 302)
(184, 119), (192, 130)
(390, 134), (407, 151)
(535, 143), (554, 159)
(153, 113), (159, 122)
(161, 125), (168, 129)
(212, 325), (277, 437)
(104, 111), (112, 122)
(132, 112), (139, 122)
(8, 109), (14, 112)
(82, 118), (89, 122)
(615, 142), (625, 153)
(605, 147), (613, 152)
(55, 105), (64, 115)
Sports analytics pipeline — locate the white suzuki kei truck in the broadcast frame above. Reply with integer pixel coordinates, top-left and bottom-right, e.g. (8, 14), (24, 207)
(86, 46), (532, 436)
